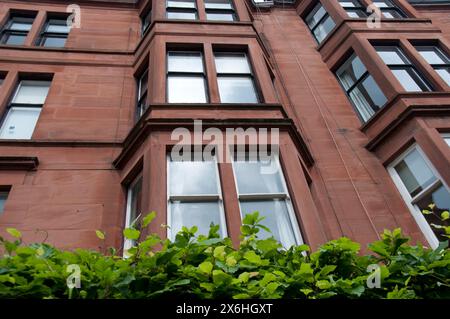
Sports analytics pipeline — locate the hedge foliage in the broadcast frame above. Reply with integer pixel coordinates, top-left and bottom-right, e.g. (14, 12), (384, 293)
(0, 211), (449, 299)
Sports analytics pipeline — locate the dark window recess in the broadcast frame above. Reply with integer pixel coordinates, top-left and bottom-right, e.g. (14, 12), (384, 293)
(141, 8), (152, 35)
(0, 189), (9, 214)
(136, 68), (149, 119)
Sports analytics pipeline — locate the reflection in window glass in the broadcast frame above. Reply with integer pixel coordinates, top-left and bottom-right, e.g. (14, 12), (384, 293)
(336, 54), (387, 121)
(167, 154), (226, 239)
(233, 153), (302, 248)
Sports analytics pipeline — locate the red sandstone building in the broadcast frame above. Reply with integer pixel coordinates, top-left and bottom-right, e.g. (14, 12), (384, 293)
(0, 0), (449, 253)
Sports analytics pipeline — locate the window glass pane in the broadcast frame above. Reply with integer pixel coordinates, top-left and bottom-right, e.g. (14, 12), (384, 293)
(314, 16), (336, 43)
(346, 11), (364, 18)
(170, 202), (221, 237)
(0, 107), (41, 139)
(5, 34), (26, 45)
(376, 48), (408, 65)
(373, 0), (390, 8)
(205, 0), (233, 9)
(218, 77), (258, 103)
(167, 11), (197, 19)
(215, 54), (251, 74)
(394, 149), (437, 197)
(306, 3), (327, 29)
(10, 19), (33, 31)
(42, 37), (66, 47)
(128, 176), (143, 225)
(348, 87), (375, 121)
(337, 55), (367, 90)
(417, 48), (446, 65)
(444, 136), (450, 147)
(206, 13), (235, 21)
(139, 70), (148, 98)
(167, 0), (196, 8)
(169, 160), (218, 195)
(436, 68), (450, 86)
(360, 75), (388, 108)
(340, 1), (358, 7)
(233, 157), (285, 194)
(168, 52), (204, 73)
(47, 20), (70, 33)
(168, 76), (207, 103)
(392, 69), (423, 92)
(416, 185), (450, 242)
(0, 192), (8, 214)
(240, 200), (297, 248)
(13, 81), (51, 104)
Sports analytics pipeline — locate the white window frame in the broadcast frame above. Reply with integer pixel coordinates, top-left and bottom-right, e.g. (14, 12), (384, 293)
(388, 144), (450, 249)
(123, 173), (143, 254)
(230, 151), (304, 248)
(166, 152), (228, 240)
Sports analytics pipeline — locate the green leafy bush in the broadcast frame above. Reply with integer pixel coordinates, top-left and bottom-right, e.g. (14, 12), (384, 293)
(0, 212), (449, 299)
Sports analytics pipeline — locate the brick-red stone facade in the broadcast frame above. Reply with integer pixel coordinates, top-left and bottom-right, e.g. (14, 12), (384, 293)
(0, 0), (448, 252)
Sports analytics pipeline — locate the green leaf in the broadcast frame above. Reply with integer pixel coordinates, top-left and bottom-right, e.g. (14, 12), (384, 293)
(123, 228), (140, 240)
(212, 270), (232, 286)
(441, 211), (450, 221)
(95, 230), (105, 240)
(226, 256), (237, 267)
(198, 261), (213, 275)
(213, 246), (226, 260)
(316, 280), (332, 290)
(244, 251), (262, 265)
(142, 211), (157, 228)
(6, 228), (21, 239)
